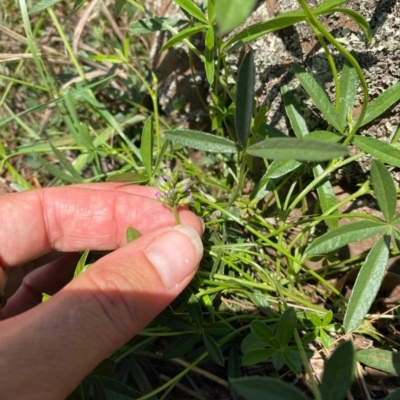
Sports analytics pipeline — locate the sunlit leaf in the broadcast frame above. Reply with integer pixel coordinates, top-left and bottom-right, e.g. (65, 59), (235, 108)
(165, 129), (239, 153)
(247, 138), (348, 161)
(126, 227), (141, 243)
(281, 85), (308, 138)
(307, 220), (388, 255)
(359, 81), (400, 127)
(30, 0), (63, 13)
(173, 0), (208, 23)
(215, 0), (257, 35)
(140, 117), (153, 178)
(106, 172), (149, 184)
(333, 8), (372, 43)
(344, 235), (390, 332)
(353, 135), (400, 168)
(356, 349), (400, 375)
(292, 63), (342, 132)
(371, 159), (397, 222)
(205, 26), (215, 85)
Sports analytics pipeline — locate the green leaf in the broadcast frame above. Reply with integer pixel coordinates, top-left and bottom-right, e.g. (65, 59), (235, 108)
(333, 8), (372, 43)
(161, 24), (207, 52)
(281, 85), (309, 138)
(235, 50), (255, 147)
(306, 130), (343, 142)
(250, 320), (278, 348)
(35, 156), (83, 184)
(282, 348), (302, 374)
(385, 388), (400, 400)
(371, 159), (397, 222)
(291, 63), (342, 132)
(241, 348), (276, 366)
(356, 349), (400, 375)
(126, 227), (141, 243)
(49, 142), (83, 181)
(203, 333), (224, 366)
(204, 322), (232, 336)
(263, 159), (302, 179)
(230, 376), (310, 400)
(114, 0), (126, 17)
(360, 81), (400, 127)
(140, 117), (153, 178)
(313, 164), (339, 229)
(353, 136), (400, 168)
(74, 249), (91, 278)
(42, 293), (51, 302)
(163, 333), (201, 359)
(156, 311), (197, 331)
(205, 26), (215, 85)
(337, 58), (358, 132)
(215, 0), (257, 35)
(188, 293), (203, 328)
(320, 341), (356, 400)
(344, 235), (391, 332)
(129, 18), (186, 34)
(248, 291), (273, 317)
(95, 376), (141, 399)
(247, 138), (348, 161)
(93, 358), (116, 377)
(106, 172), (149, 184)
(306, 220), (388, 255)
(223, 10), (305, 52)
(30, 0), (63, 13)
(313, 0), (349, 14)
(276, 307), (297, 346)
(164, 129), (239, 153)
(173, 0), (208, 23)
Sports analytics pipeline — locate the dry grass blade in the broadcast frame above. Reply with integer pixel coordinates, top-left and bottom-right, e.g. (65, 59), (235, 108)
(73, 0), (99, 55)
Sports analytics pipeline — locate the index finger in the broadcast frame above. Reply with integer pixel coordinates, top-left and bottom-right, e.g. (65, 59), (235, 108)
(0, 185), (202, 267)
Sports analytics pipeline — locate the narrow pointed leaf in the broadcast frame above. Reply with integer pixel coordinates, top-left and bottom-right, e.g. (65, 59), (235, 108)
(223, 10), (305, 52)
(215, 0), (257, 35)
(320, 341), (356, 400)
(337, 58), (358, 132)
(313, 0), (349, 14)
(250, 320), (278, 347)
(205, 26), (215, 85)
(163, 333), (201, 359)
(306, 130), (343, 142)
(188, 293), (203, 328)
(35, 157), (83, 184)
(359, 81), (400, 127)
(263, 159), (302, 180)
(161, 25), (207, 52)
(73, 249), (91, 278)
(204, 322), (231, 336)
(95, 376), (141, 398)
(307, 220), (388, 255)
(241, 348), (276, 366)
(235, 50), (255, 146)
(281, 85), (309, 138)
(333, 8), (372, 43)
(140, 117), (153, 177)
(292, 63), (342, 132)
(129, 18), (186, 34)
(106, 172), (149, 184)
(203, 333), (224, 366)
(247, 138), (348, 161)
(313, 164), (339, 229)
(230, 376), (310, 400)
(30, 0), (63, 13)
(344, 235), (391, 332)
(276, 307), (297, 346)
(173, 0), (208, 23)
(371, 159), (397, 222)
(353, 136), (400, 168)
(165, 129), (238, 153)
(356, 349), (400, 375)
(49, 142), (83, 181)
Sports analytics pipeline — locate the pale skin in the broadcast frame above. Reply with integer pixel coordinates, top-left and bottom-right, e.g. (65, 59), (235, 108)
(0, 182), (203, 400)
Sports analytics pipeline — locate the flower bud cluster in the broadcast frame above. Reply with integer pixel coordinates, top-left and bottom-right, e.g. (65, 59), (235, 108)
(155, 168), (194, 208)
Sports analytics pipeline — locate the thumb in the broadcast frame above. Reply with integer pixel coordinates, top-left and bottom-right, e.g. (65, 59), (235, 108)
(0, 224), (203, 400)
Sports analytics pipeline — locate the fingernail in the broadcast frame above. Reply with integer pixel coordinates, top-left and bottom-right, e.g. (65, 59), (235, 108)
(145, 225), (203, 288)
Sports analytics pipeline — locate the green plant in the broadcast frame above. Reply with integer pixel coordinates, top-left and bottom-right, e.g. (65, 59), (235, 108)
(2, 0), (400, 398)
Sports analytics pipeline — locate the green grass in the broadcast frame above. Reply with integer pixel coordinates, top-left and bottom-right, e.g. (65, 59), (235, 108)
(2, 0), (400, 399)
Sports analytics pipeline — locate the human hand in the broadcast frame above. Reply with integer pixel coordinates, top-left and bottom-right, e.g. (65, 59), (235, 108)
(0, 182), (203, 400)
